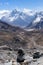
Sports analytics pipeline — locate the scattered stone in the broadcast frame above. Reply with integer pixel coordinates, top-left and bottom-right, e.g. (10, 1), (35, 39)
(33, 52), (40, 59)
(17, 49), (25, 64)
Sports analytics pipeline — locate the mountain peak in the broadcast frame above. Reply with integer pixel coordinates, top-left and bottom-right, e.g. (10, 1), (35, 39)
(0, 9), (43, 28)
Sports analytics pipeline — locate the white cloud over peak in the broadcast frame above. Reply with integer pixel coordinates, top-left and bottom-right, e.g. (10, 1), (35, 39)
(0, 10), (10, 14)
(0, 10), (10, 19)
(23, 8), (31, 13)
(23, 8), (35, 16)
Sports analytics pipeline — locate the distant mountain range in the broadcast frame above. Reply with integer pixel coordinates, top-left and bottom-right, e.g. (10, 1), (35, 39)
(0, 16), (43, 50)
(26, 16), (43, 30)
(0, 9), (43, 29)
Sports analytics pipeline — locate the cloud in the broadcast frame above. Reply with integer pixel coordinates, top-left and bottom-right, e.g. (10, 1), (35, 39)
(0, 2), (9, 6)
(0, 10), (10, 19)
(0, 3), (3, 6)
(23, 8), (35, 16)
(0, 10), (10, 14)
(23, 8), (32, 13)
(5, 2), (9, 6)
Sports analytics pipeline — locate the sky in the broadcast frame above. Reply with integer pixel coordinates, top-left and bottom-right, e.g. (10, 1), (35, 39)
(0, 0), (43, 11)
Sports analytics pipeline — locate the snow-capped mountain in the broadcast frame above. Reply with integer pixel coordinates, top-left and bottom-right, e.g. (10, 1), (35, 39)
(26, 12), (43, 30)
(0, 9), (36, 28)
(0, 9), (43, 29)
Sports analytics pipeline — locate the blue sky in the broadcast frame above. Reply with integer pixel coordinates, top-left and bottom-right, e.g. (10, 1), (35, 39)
(0, 0), (43, 10)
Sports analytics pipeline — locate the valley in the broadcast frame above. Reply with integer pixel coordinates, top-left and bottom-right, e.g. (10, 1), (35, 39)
(0, 19), (43, 65)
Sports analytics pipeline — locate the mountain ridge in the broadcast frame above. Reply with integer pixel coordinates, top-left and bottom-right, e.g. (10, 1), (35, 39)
(0, 9), (43, 29)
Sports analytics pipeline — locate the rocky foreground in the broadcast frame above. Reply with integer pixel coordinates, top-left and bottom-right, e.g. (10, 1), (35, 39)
(0, 54), (43, 65)
(0, 47), (43, 65)
(0, 21), (43, 65)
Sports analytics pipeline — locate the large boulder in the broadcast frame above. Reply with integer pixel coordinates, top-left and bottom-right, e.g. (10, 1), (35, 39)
(33, 52), (40, 59)
(17, 49), (25, 64)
